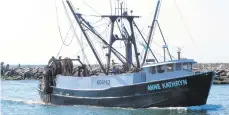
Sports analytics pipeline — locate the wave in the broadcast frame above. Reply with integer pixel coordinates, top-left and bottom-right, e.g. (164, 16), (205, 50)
(1, 97), (46, 105)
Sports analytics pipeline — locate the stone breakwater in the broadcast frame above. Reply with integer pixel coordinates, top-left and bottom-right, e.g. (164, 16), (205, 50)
(193, 63), (229, 84)
(1, 67), (45, 80)
(1, 63), (229, 84)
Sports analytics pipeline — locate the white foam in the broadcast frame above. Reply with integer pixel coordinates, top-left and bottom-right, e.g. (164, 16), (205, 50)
(1, 97), (46, 105)
(148, 107), (188, 110)
(187, 104), (222, 111)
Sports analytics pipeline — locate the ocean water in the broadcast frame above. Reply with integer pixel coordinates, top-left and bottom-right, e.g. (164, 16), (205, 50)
(1, 80), (228, 115)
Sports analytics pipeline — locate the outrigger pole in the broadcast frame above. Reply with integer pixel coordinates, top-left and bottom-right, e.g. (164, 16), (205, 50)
(66, 0), (107, 74)
(142, 0), (161, 66)
(156, 20), (173, 60)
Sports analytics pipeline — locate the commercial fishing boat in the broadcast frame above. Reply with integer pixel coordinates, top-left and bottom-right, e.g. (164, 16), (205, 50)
(38, 0), (215, 108)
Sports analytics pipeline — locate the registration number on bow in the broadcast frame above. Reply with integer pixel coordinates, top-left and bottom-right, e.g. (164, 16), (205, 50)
(97, 80), (110, 85)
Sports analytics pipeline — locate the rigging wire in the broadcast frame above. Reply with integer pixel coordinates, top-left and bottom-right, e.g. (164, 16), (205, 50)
(142, 31), (162, 48)
(93, 22), (110, 28)
(82, 0), (101, 16)
(55, 0), (74, 47)
(174, 0), (195, 44)
(82, 14), (102, 17)
(59, 27), (74, 46)
(82, 0), (110, 23)
(56, 27), (74, 58)
(62, 0), (91, 66)
(89, 17), (104, 25)
(74, 39), (104, 57)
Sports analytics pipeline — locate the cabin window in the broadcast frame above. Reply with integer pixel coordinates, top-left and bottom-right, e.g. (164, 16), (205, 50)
(188, 63), (192, 70)
(149, 66), (156, 74)
(176, 63), (181, 71)
(166, 64), (174, 72)
(183, 63), (188, 70)
(157, 65), (165, 73)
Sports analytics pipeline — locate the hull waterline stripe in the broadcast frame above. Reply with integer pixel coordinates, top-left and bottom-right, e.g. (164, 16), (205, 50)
(51, 89), (174, 99)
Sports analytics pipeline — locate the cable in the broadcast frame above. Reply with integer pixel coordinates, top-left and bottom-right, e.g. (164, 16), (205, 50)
(61, 0), (91, 66)
(174, 0), (195, 44)
(82, 0), (101, 16)
(55, 0), (74, 47)
(56, 27), (74, 58)
(60, 27), (74, 46)
(141, 31), (162, 48)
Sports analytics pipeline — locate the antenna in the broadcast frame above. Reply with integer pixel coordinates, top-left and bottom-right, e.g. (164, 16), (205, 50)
(110, 0), (112, 15)
(162, 45), (168, 62)
(115, 0), (129, 16)
(126, 0), (128, 13)
(177, 46), (184, 60)
(117, 0), (120, 15)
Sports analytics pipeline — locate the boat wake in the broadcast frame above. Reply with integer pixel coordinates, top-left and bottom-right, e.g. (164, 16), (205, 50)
(187, 104), (222, 111)
(147, 104), (222, 111)
(66, 104), (223, 111)
(148, 107), (187, 110)
(1, 97), (46, 105)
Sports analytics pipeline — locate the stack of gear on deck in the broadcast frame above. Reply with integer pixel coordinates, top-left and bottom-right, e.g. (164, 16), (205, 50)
(61, 57), (73, 76)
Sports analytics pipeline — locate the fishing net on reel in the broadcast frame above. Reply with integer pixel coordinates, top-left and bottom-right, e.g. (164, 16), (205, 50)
(61, 57), (74, 76)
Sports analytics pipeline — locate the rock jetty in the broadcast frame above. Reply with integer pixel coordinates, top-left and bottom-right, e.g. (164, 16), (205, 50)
(192, 63), (229, 84)
(1, 64), (45, 80)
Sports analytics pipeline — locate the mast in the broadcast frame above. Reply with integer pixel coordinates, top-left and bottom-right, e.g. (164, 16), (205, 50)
(123, 26), (132, 70)
(106, 18), (116, 74)
(101, 7), (141, 73)
(142, 0), (161, 65)
(66, 0), (107, 74)
(129, 18), (140, 68)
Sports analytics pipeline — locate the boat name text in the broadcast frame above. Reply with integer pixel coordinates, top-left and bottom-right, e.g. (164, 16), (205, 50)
(147, 79), (188, 91)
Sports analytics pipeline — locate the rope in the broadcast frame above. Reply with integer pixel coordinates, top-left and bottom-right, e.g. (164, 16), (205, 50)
(56, 27), (74, 58)
(174, 0), (195, 44)
(60, 27), (74, 46)
(55, 0), (74, 47)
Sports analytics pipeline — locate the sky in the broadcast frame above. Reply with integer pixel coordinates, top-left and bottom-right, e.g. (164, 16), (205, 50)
(0, 0), (229, 65)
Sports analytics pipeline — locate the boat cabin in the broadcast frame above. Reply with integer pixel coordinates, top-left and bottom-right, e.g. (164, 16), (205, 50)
(54, 59), (197, 90)
(142, 59), (197, 81)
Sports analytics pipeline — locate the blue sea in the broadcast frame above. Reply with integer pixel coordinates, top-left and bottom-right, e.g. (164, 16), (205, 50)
(1, 80), (228, 115)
